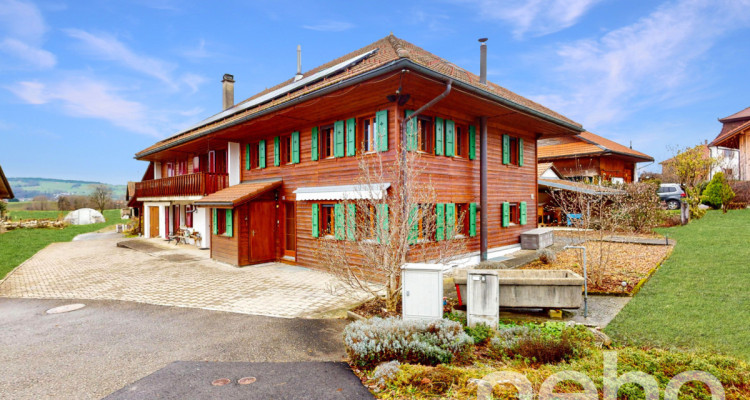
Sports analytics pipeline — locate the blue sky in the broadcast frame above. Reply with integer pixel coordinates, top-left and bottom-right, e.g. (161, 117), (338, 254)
(1, 0), (749, 184)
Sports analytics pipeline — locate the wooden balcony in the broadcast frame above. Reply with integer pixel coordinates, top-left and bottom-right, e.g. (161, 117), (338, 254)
(135, 172), (228, 198)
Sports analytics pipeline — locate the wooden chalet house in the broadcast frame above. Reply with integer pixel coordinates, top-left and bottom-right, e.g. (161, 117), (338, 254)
(709, 107), (750, 181)
(538, 131), (653, 183)
(129, 35), (583, 268)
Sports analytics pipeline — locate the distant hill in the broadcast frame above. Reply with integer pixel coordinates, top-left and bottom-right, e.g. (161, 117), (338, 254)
(7, 178), (126, 201)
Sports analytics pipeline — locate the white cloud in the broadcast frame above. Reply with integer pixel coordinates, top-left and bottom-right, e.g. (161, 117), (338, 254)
(0, 0), (56, 70)
(7, 78), (161, 137)
(180, 72), (206, 93)
(302, 20), (354, 32)
(460, 0), (602, 38)
(0, 0), (47, 43)
(181, 39), (210, 59)
(532, 0), (750, 128)
(0, 38), (55, 68)
(65, 29), (177, 86)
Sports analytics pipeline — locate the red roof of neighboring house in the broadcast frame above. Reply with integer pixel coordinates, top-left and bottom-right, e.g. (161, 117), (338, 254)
(537, 162), (562, 178)
(136, 35), (581, 159)
(538, 131), (653, 162)
(659, 144), (710, 165)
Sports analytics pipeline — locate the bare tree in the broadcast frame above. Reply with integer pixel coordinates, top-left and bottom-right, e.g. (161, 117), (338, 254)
(316, 150), (469, 312)
(90, 185), (112, 213)
(30, 195), (50, 211)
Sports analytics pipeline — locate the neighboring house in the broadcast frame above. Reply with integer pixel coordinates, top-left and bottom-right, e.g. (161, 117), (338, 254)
(538, 131), (654, 183)
(0, 164), (13, 200)
(130, 35), (582, 268)
(709, 107), (750, 180)
(709, 146), (740, 180)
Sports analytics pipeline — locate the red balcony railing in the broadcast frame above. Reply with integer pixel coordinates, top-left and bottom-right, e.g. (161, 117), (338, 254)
(134, 172), (228, 198)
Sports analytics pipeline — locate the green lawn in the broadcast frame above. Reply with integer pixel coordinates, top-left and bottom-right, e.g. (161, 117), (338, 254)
(0, 209), (126, 280)
(606, 209), (750, 361)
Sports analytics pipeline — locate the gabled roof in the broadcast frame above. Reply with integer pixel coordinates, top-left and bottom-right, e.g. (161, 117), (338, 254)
(537, 162), (562, 179)
(538, 131), (653, 162)
(194, 178), (282, 209)
(719, 106), (750, 123)
(659, 144), (710, 166)
(710, 118), (750, 147)
(0, 164), (13, 199)
(136, 35), (582, 159)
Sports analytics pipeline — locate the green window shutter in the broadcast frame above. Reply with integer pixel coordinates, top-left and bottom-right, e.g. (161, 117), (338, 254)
(376, 204), (389, 243)
(405, 110), (417, 151)
(212, 209), (217, 235)
(346, 203), (356, 241)
(258, 140), (266, 169)
(334, 120), (345, 158)
(334, 203), (344, 240)
(225, 209), (233, 237)
(445, 120), (455, 157)
(376, 109), (388, 152)
(518, 138), (524, 166)
(436, 203), (445, 241)
(446, 203), (456, 239)
(469, 125), (476, 160)
(291, 131), (300, 164)
(520, 202), (527, 225)
(245, 144), (251, 170)
(502, 202), (510, 227)
(502, 134), (510, 165)
(346, 118), (356, 157)
(311, 127), (319, 161)
(273, 136), (280, 166)
(434, 117), (444, 156)
(311, 204), (319, 238)
(470, 203), (477, 237)
(408, 205), (418, 245)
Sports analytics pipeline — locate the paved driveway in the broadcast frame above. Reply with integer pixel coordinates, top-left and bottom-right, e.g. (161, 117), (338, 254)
(0, 235), (370, 318)
(0, 298), (358, 399)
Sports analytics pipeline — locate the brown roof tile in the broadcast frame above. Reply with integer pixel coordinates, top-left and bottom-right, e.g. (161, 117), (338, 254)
(538, 131), (653, 162)
(710, 119), (750, 147)
(194, 179), (282, 208)
(136, 35), (581, 158)
(719, 106), (750, 122)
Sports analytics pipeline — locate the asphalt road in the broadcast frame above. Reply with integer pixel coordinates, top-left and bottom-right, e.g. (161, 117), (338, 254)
(0, 298), (362, 400)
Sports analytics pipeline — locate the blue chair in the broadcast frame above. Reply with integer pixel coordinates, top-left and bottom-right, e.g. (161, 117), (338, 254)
(566, 213), (582, 227)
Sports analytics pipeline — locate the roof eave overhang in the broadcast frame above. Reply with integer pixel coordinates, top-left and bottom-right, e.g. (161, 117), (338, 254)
(0, 167), (13, 199)
(135, 58), (583, 160)
(539, 150), (652, 163)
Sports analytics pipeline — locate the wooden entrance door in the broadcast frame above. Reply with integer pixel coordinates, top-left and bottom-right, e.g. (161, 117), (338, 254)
(149, 206), (159, 237)
(249, 201), (276, 263)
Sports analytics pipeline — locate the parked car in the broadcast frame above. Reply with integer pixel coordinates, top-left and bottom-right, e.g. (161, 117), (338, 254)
(658, 183), (685, 209)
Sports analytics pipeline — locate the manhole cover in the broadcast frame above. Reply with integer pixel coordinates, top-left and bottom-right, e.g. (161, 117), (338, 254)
(238, 377), (256, 385)
(211, 378), (231, 386)
(46, 304), (86, 314)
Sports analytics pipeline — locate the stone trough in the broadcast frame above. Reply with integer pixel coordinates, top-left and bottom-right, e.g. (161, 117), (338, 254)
(454, 269), (584, 309)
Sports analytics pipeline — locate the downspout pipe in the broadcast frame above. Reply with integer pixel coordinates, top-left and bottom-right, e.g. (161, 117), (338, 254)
(400, 79), (453, 245)
(479, 38), (488, 261)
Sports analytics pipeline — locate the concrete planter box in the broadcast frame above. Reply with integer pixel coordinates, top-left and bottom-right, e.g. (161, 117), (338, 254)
(454, 269), (584, 309)
(520, 228), (553, 250)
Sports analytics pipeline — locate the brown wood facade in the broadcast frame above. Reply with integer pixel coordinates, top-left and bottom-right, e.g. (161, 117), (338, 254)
(549, 155), (636, 182)
(136, 70), (578, 268)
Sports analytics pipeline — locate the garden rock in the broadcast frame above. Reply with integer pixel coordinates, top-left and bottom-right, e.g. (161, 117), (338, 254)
(588, 327), (612, 347)
(372, 360), (401, 387)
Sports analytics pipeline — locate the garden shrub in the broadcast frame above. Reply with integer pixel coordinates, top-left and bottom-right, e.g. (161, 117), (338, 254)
(443, 311), (467, 327)
(464, 323), (494, 345)
(701, 172), (735, 212)
(344, 317), (473, 368)
(491, 322), (593, 363)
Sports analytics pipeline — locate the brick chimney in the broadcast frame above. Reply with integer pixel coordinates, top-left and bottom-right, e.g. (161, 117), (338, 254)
(222, 74), (235, 110)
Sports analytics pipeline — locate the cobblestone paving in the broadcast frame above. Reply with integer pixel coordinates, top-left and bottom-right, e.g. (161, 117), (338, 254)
(0, 236), (370, 318)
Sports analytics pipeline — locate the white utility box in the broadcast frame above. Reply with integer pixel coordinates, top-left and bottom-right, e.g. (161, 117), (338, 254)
(401, 263), (444, 321)
(467, 269), (499, 327)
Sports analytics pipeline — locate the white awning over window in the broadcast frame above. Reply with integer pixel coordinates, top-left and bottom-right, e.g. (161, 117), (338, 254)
(293, 183), (391, 201)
